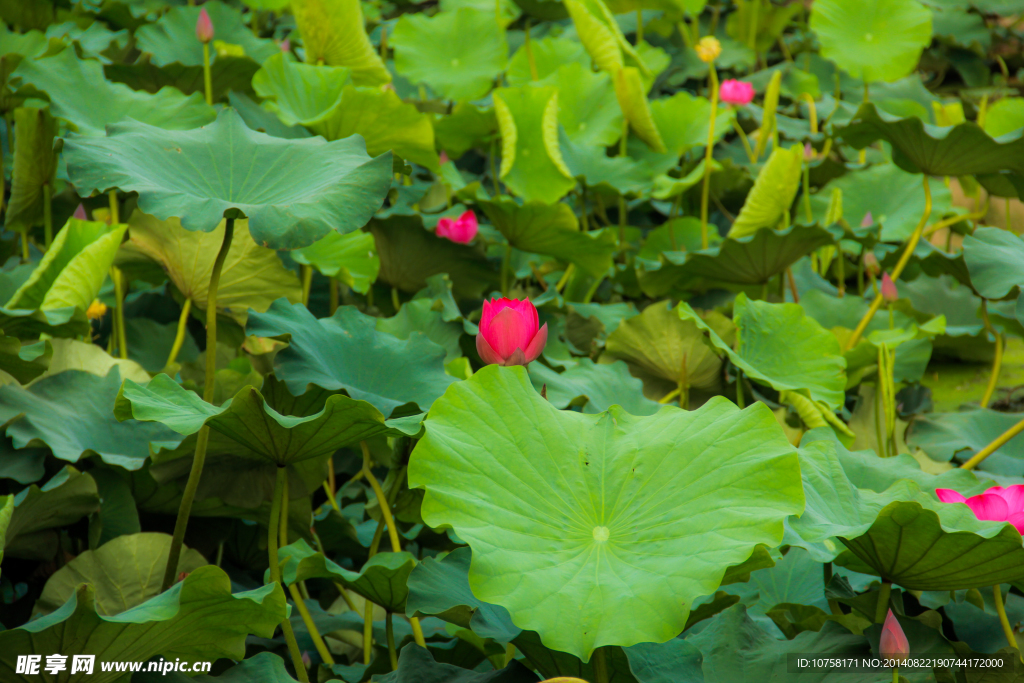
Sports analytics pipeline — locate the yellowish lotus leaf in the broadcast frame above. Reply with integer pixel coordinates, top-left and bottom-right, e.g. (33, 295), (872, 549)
(291, 0), (390, 86)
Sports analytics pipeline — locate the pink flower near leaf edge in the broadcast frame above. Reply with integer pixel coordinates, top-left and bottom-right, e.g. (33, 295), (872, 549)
(936, 486), (1024, 533)
(719, 79), (755, 106)
(476, 297), (547, 367)
(880, 609), (909, 664)
(436, 210), (478, 244)
(196, 7), (214, 43)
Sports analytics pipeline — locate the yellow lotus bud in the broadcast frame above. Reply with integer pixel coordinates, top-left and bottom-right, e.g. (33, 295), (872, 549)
(695, 36), (721, 63)
(86, 300), (108, 320)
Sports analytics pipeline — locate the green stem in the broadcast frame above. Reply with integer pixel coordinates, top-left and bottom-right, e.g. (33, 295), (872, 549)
(268, 467), (310, 682)
(802, 164), (812, 223)
(300, 265), (312, 307)
(699, 66), (720, 249)
(165, 297), (192, 369)
(845, 177), (931, 350)
(42, 183), (52, 247)
(489, 138), (500, 196)
(329, 277), (339, 315)
(893, 668), (899, 683)
(109, 190), (119, 224)
(161, 218), (234, 592)
(112, 268), (128, 360)
(618, 120), (628, 252)
(386, 612), (398, 670)
(289, 583), (336, 665)
(201, 43), (213, 106)
(961, 413), (1024, 470)
(980, 301), (1003, 409)
(593, 646), (609, 683)
(735, 369), (745, 408)
(19, 231), (28, 262)
(731, 118), (755, 163)
(874, 581), (891, 624)
(501, 243), (512, 296)
(993, 585), (1022, 661)
(363, 599), (374, 665)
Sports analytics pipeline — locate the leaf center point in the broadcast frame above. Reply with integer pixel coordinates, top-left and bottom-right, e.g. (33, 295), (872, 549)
(592, 526), (610, 542)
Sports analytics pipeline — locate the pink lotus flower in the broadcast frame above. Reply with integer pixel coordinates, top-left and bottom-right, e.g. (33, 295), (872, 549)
(280, 39), (291, 53)
(73, 204), (87, 220)
(880, 272), (898, 303)
(936, 486), (1024, 533)
(863, 252), (880, 277)
(861, 211), (874, 227)
(196, 7), (214, 44)
(880, 609), (909, 665)
(436, 210), (478, 244)
(719, 79), (755, 106)
(439, 150), (450, 165)
(476, 297), (548, 367)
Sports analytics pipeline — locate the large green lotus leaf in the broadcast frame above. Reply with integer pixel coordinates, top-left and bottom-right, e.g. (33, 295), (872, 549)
(44, 21), (128, 61)
(0, 25), (48, 114)
(984, 97), (1024, 138)
(61, 108), (393, 250)
(119, 212), (301, 324)
(0, 335), (49, 384)
(135, 1), (277, 67)
(599, 300), (722, 398)
(0, 368), (181, 470)
(251, 52), (350, 128)
(646, 90), (732, 162)
(392, 7), (507, 101)
(728, 145), (804, 238)
(7, 218), (127, 311)
(291, 229), (378, 294)
(0, 307), (88, 339)
(962, 226), (1024, 300)
(613, 66), (665, 154)
(4, 467), (100, 561)
(686, 604), (874, 683)
(407, 547), (522, 642)
(371, 217), (496, 299)
(3, 106), (57, 233)
(493, 86), (576, 204)
(34, 532), (207, 616)
(679, 293), (847, 408)
(638, 224), (837, 295)
(809, 164), (954, 242)
(906, 408), (1024, 472)
(529, 358), (661, 416)
(0, 565), (286, 683)
(247, 298), (456, 415)
(378, 645), (539, 683)
(115, 373), (414, 466)
(318, 85), (439, 171)
(433, 102), (497, 160)
(12, 48), (216, 136)
(507, 36), (589, 86)
(408, 365), (804, 659)
(40, 338), (150, 385)
(837, 103), (1024, 194)
(377, 298), (463, 364)
(291, 0), (390, 86)
(810, 0), (932, 83)
(542, 62), (621, 148)
(276, 539), (416, 612)
(477, 198), (615, 277)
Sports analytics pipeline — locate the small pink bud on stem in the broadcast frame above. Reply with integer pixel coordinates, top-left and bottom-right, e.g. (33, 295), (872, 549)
(196, 7), (214, 44)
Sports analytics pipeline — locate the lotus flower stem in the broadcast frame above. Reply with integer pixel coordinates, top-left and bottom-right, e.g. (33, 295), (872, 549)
(961, 414), (1024, 470)
(361, 442), (428, 648)
(845, 177), (931, 351)
(363, 600), (375, 665)
(18, 231), (28, 261)
(731, 119), (755, 163)
(385, 612), (398, 669)
(112, 267), (128, 359)
(735, 369), (744, 408)
(329, 277), (339, 315)
(992, 585), (1023, 662)
(299, 265), (312, 306)
(289, 583), (336, 665)
(269, 466), (311, 682)
(165, 297), (192, 368)
(699, 66), (720, 250)
(162, 218), (234, 592)
(201, 43), (213, 106)
(892, 668), (899, 683)
(874, 581), (891, 624)
(593, 646), (609, 683)
(980, 302), (1003, 409)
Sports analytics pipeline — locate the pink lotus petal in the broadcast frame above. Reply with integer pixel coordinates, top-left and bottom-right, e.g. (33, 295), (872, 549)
(880, 272), (898, 303)
(504, 347), (528, 367)
(936, 489), (967, 504)
(196, 7), (214, 43)
(719, 79), (754, 106)
(860, 211), (873, 227)
(992, 485), (1024, 511)
(73, 204), (87, 220)
(486, 306), (534, 360)
(965, 492), (1011, 522)
(1007, 512), (1024, 535)
(521, 322), (548, 364)
(880, 609), (909, 663)
(475, 332), (503, 365)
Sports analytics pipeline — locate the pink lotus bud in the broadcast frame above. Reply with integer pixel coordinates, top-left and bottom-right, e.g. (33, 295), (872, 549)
(196, 7), (214, 44)
(879, 609), (909, 665)
(439, 150), (450, 165)
(803, 142), (814, 161)
(863, 252), (880, 277)
(880, 272), (898, 303)
(301, 651), (311, 668)
(281, 39), (291, 53)
(861, 211), (873, 227)
(719, 79), (754, 106)
(73, 204), (87, 220)
(476, 297), (548, 367)
(436, 210), (478, 244)
(177, 571), (190, 582)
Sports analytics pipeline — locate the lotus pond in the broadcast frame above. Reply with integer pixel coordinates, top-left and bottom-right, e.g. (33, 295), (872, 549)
(1, 0), (1024, 681)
